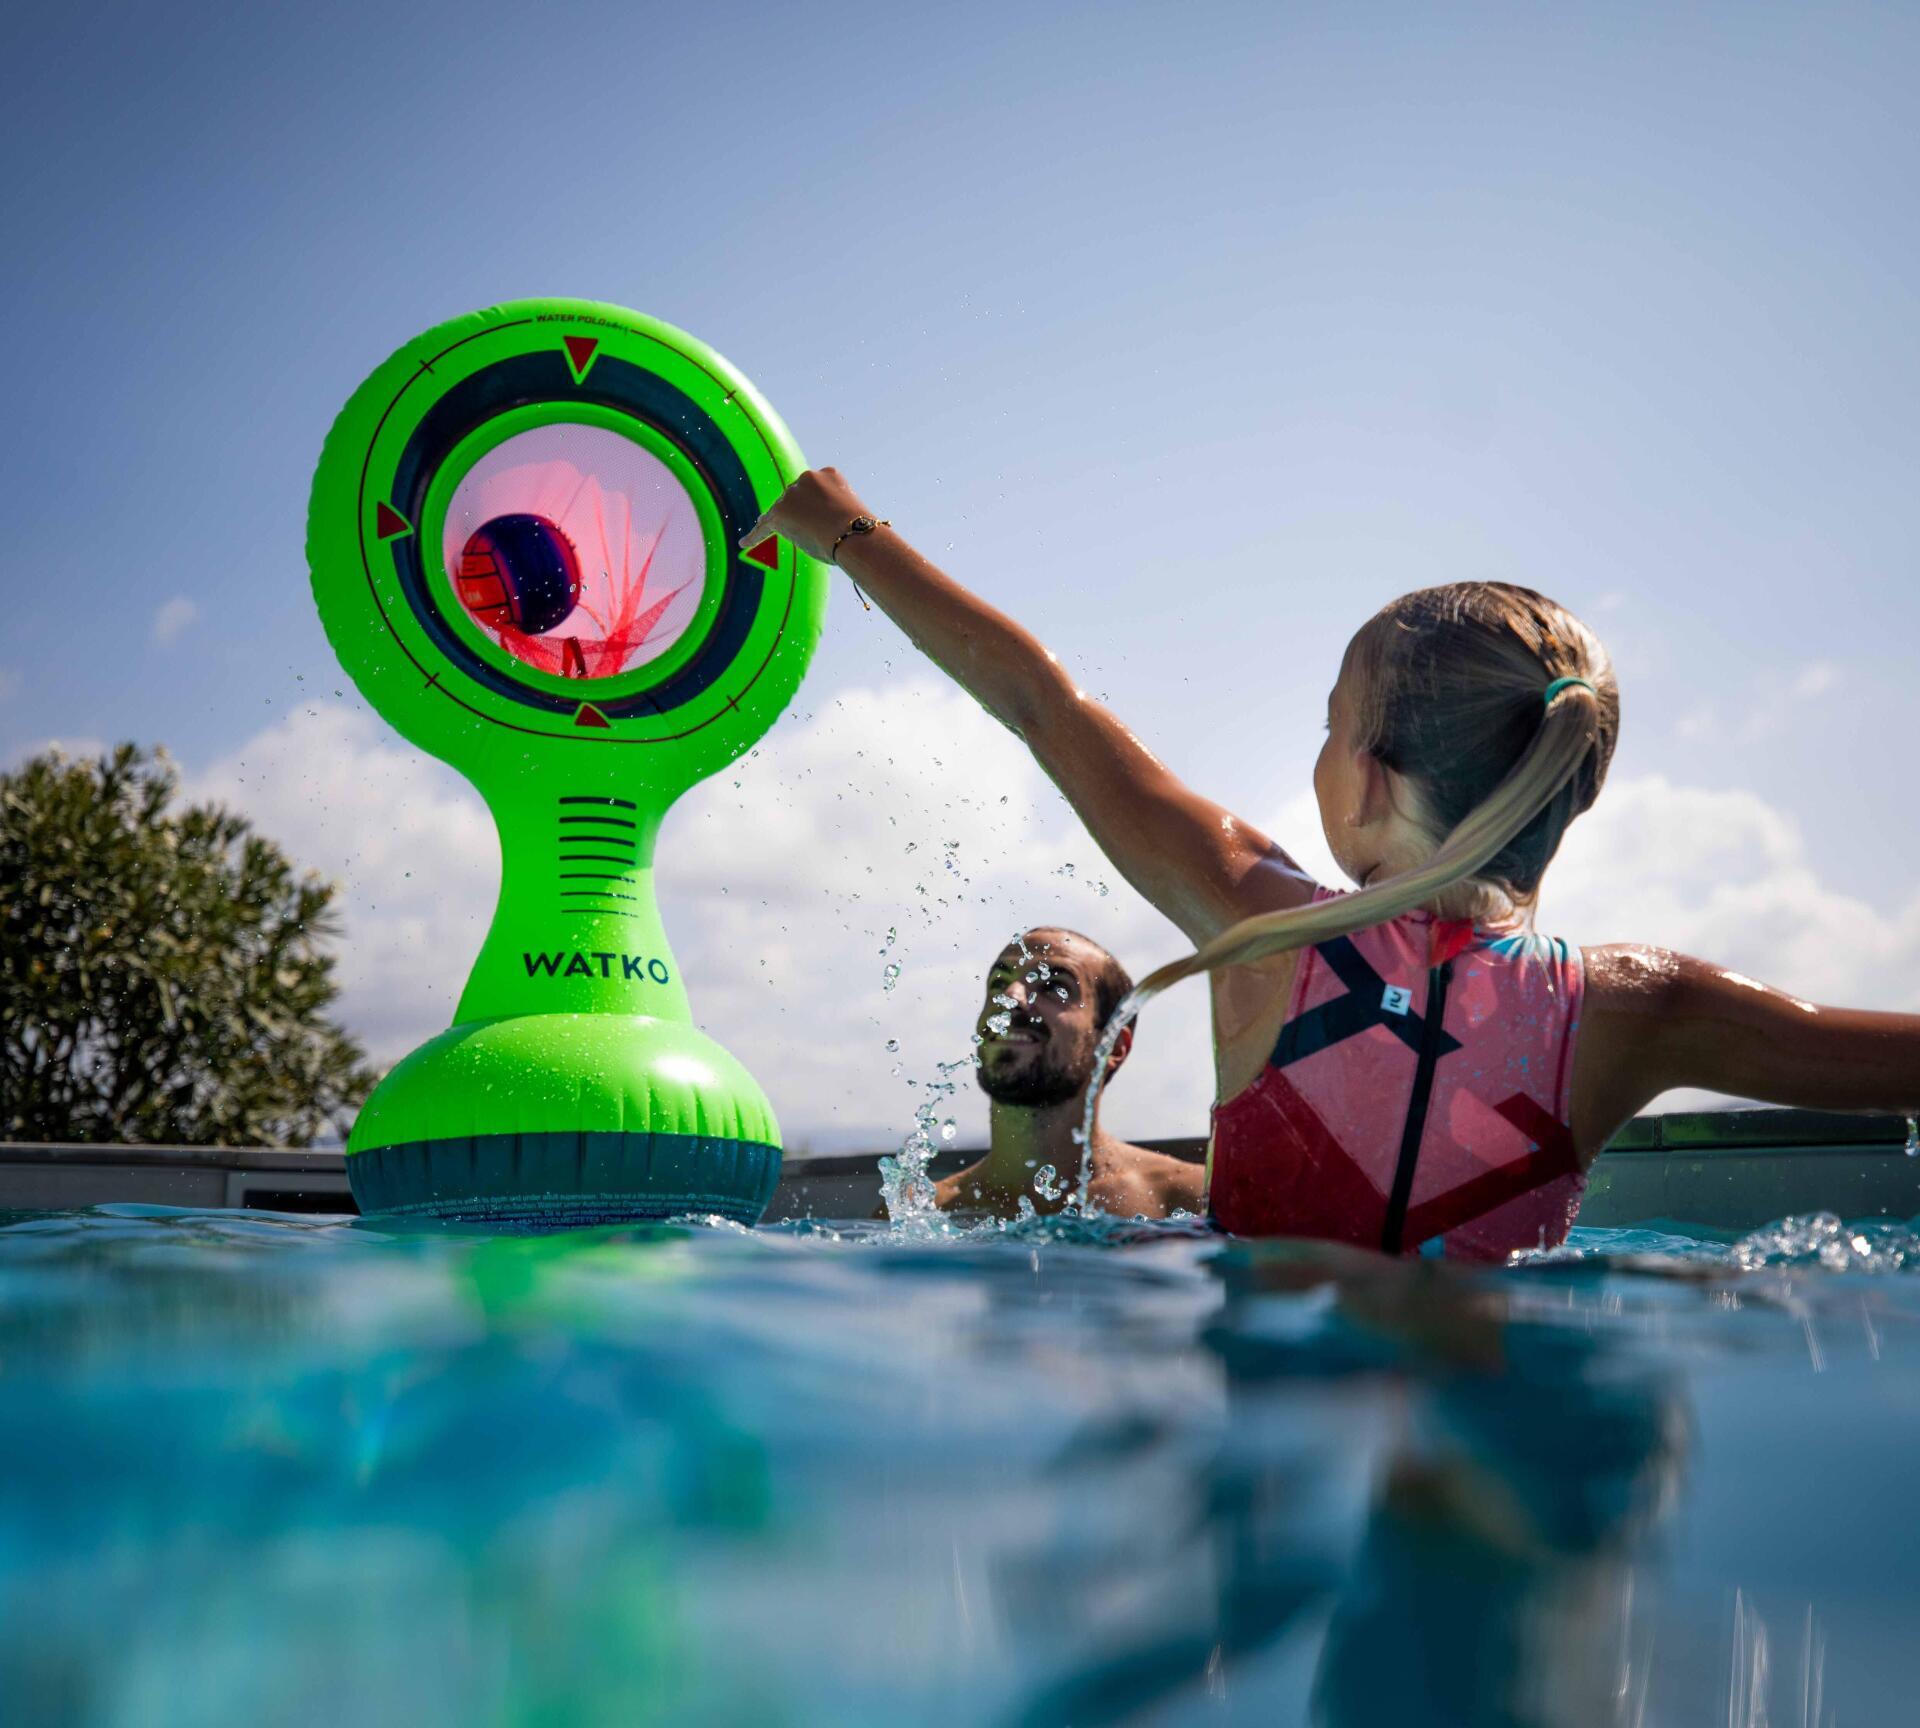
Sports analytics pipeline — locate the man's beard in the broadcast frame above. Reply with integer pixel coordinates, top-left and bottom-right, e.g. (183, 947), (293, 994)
(976, 1041), (1086, 1108)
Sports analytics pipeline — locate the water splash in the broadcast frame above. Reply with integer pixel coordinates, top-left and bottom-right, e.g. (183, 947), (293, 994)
(1730, 1211), (1920, 1273)
(1072, 983), (1159, 1211)
(877, 1132), (938, 1229)
(1906, 1116), (1918, 1158)
(878, 1051), (979, 1231)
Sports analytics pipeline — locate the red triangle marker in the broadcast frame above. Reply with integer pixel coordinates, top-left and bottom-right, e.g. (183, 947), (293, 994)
(375, 502), (412, 540)
(743, 536), (779, 569)
(573, 703), (611, 729)
(563, 335), (599, 381)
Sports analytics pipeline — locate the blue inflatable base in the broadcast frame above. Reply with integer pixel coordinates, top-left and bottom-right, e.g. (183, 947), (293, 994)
(347, 1131), (782, 1228)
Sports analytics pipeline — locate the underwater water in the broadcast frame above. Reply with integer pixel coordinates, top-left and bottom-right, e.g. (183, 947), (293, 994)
(2, 1208), (1918, 1726)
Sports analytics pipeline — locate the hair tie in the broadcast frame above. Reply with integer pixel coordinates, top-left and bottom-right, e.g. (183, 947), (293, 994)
(1542, 676), (1595, 707)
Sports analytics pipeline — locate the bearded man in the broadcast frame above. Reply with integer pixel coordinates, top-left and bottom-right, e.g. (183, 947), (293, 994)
(935, 927), (1203, 1220)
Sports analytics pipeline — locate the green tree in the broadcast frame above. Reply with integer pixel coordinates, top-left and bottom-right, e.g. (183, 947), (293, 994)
(0, 744), (375, 1146)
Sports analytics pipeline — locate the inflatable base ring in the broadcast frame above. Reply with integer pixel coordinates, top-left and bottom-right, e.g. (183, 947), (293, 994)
(349, 1132), (780, 1227)
(336, 1011), (784, 1224)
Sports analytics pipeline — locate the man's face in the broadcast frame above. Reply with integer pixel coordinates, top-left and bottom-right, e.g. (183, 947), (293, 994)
(974, 930), (1107, 1108)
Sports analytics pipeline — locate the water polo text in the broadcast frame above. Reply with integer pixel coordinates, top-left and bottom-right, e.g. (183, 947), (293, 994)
(523, 951), (673, 985)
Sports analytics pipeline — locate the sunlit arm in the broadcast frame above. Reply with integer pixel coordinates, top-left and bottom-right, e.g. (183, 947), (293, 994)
(834, 524), (1313, 943)
(1579, 947), (1920, 1143)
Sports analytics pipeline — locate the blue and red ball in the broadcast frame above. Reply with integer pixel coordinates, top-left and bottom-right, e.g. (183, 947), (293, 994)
(455, 513), (581, 635)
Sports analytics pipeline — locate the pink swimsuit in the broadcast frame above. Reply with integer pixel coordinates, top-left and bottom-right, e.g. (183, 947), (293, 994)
(1208, 888), (1585, 1260)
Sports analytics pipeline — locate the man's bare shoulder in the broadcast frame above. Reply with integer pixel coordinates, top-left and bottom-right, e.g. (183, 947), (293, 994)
(929, 1144), (1206, 1221)
(1089, 1142), (1206, 1219)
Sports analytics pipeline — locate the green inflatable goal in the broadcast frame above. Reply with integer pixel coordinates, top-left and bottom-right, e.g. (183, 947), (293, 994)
(307, 299), (827, 1225)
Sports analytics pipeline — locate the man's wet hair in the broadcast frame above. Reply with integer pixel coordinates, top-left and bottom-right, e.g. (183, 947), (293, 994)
(1021, 928), (1134, 1032)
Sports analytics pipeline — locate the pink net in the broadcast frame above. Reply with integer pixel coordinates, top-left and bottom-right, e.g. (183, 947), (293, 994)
(441, 423), (708, 680)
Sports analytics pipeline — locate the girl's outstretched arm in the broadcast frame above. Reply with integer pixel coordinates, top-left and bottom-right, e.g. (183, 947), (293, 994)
(1576, 947), (1920, 1147)
(743, 469), (1313, 943)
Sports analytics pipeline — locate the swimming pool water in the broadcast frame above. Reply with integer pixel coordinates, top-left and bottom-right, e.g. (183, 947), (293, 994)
(2, 1206), (1917, 1726)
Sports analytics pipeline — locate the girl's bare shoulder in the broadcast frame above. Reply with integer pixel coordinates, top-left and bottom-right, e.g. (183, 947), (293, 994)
(1569, 945), (1690, 1157)
(1581, 943), (1794, 1022)
(1580, 943), (1685, 1008)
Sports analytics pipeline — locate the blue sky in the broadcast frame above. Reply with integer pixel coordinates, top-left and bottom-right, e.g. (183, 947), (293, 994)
(5, 2), (1917, 1142)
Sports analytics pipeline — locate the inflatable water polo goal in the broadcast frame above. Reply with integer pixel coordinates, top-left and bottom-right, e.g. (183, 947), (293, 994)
(307, 300), (827, 1225)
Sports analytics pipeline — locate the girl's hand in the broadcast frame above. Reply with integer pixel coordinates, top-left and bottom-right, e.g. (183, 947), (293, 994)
(739, 467), (878, 564)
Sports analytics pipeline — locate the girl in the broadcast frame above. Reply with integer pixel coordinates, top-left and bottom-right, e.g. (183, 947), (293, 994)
(744, 473), (1920, 1258)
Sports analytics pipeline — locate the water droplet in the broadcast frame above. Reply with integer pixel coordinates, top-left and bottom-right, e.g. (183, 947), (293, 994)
(885, 1038), (899, 1052)
(882, 962), (901, 992)
(1907, 1117), (1919, 1158)
(940, 1119), (956, 1140)
(1033, 1164), (1065, 1202)
(1056, 862), (1075, 878)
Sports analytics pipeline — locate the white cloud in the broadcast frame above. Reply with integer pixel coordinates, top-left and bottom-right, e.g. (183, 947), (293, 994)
(151, 597), (198, 648)
(187, 694), (1920, 1155)
(181, 688), (1210, 1154)
(1674, 702), (1718, 741)
(1672, 662), (1846, 746)
(1791, 659), (1840, 700)
(1542, 774), (1920, 1109)
(184, 704), (497, 1061)
(1544, 775), (1920, 1014)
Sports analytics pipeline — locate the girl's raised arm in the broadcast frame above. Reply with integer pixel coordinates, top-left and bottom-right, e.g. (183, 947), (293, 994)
(744, 470), (1314, 943)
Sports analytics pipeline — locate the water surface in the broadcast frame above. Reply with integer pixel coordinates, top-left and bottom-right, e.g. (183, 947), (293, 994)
(2, 1206), (1916, 1726)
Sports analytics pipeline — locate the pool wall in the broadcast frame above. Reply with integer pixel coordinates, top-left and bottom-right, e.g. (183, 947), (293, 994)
(0, 1143), (355, 1213)
(1, 1109), (1913, 1230)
